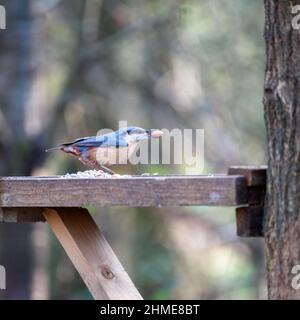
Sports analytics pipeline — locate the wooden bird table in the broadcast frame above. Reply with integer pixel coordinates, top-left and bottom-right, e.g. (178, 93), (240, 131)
(0, 167), (266, 299)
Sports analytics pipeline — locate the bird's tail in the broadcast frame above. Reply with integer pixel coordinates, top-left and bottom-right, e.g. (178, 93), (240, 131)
(45, 145), (62, 152)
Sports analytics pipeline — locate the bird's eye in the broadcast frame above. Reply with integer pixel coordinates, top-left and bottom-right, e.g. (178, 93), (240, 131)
(127, 128), (145, 135)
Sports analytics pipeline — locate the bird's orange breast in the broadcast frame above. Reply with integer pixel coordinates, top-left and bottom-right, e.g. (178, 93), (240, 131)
(94, 146), (131, 166)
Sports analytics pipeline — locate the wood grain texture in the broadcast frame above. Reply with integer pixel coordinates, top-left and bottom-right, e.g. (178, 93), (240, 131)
(228, 166), (266, 238)
(0, 175), (247, 207)
(43, 207), (143, 300)
(228, 166), (267, 186)
(236, 206), (264, 237)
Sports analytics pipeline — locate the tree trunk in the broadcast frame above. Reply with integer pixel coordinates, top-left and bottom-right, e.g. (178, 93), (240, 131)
(264, 0), (300, 299)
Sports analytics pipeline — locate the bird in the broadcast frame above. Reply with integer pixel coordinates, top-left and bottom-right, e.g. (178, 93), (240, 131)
(46, 126), (163, 175)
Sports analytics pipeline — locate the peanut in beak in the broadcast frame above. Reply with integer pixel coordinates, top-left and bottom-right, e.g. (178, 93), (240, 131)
(150, 129), (164, 138)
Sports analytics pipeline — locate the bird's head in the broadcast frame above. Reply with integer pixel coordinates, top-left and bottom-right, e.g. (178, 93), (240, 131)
(117, 126), (163, 144)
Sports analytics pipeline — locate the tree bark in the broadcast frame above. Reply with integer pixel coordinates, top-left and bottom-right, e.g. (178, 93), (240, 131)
(264, 0), (300, 299)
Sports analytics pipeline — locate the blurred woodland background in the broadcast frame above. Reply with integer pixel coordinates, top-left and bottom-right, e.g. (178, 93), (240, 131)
(0, 0), (266, 299)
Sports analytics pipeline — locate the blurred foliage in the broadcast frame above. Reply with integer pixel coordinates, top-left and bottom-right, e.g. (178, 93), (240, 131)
(0, 0), (266, 299)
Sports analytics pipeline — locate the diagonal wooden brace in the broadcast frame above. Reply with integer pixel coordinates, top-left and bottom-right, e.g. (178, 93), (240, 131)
(228, 166), (266, 237)
(43, 207), (143, 300)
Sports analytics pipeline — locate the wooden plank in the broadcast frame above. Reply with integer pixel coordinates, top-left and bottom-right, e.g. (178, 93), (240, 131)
(0, 175), (247, 207)
(236, 206), (264, 237)
(247, 186), (266, 205)
(228, 166), (266, 237)
(228, 166), (267, 186)
(43, 207), (143, 300)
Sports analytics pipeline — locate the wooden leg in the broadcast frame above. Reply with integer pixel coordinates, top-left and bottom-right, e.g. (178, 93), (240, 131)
(43, 207), (143, 300)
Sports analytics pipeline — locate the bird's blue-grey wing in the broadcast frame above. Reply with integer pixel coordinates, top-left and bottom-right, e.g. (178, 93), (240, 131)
(47, 133), (129, 168)
(69, 135), (107, 147)
(67, 133), (128, 166)
(71, 133), (128, 148)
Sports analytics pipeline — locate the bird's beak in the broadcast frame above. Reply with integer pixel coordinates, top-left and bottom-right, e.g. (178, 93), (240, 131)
(147, 129), (164, 138)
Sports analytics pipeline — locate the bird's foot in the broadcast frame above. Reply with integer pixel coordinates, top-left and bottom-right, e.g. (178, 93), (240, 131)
(98, 165), (116, 175)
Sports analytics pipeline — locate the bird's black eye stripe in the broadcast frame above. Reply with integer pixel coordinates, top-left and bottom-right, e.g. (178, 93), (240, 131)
(127, 128), (145, 134)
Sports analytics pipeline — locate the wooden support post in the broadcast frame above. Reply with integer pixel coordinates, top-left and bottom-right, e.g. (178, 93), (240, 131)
(236, 206), (263, 237)
(228, 166), (266, 237)
(43, 207), (143, 300)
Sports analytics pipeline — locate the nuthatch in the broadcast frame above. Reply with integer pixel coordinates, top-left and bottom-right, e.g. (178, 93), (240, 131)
(46, 126), (163, 174)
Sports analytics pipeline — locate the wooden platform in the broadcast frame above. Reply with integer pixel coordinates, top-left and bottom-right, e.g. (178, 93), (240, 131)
(0, 168), (267, 299)
(0, 175), (247, 207)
